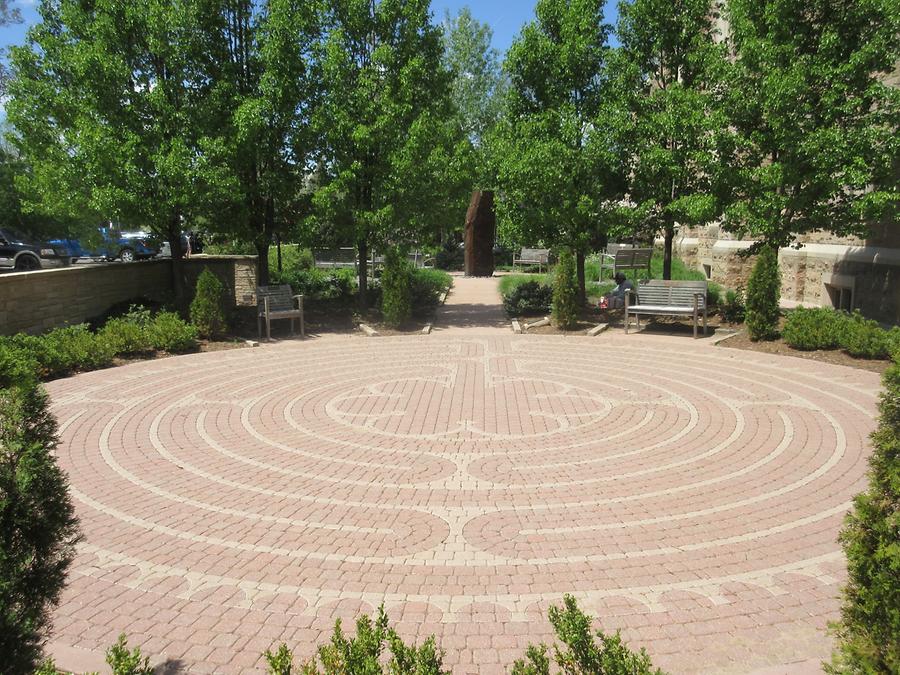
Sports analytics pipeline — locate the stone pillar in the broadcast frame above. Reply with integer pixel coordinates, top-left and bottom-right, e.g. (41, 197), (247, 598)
(464, 190), (495, 277)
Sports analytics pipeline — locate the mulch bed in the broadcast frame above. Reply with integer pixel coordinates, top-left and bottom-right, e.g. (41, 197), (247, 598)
(720, 331), (891, 374)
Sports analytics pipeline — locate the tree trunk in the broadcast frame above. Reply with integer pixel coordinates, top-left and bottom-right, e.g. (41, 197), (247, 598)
(576, 249), (586, 304)
(255, 240), (270, 286)
(167, 213), (186, 310)
(357, 238), (368, 312)
(663, 221), (675, 280)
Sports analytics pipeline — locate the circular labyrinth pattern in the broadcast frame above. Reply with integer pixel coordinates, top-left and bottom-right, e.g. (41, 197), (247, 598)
(47, 335), (882, 674)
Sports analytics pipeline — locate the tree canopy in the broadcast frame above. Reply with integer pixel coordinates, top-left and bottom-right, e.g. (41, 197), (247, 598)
(721, 0), (900, 247)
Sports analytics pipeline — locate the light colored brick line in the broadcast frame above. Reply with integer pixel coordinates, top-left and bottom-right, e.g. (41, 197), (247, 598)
(71, 542), (845, 620)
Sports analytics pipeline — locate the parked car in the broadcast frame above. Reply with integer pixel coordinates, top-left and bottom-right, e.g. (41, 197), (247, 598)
(49, 225), (159, 263)
(0, 227), (73, 271)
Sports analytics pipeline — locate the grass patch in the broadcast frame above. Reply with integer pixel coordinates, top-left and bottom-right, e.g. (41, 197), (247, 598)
(498, 274), (548, 297)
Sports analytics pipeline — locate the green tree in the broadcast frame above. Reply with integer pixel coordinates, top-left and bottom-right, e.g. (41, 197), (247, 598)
(0, 363), (80, 672)
(6, 0), (231, 303)
(744, 245), (780, 341)
(827, 356), (900, 673)
(495, 0), (619, 301)
(613, 0), (727, 280)
(722, 0), (900, 247)
(313, 0), (456, 310)
(209, 0), (322, 285)
(442, 7), (506, 185)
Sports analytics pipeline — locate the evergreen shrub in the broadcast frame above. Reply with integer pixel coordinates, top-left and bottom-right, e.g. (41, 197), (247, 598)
(410, 268), (452, 316)
(782, 307), (846, 351)
(0, 371), (79, 671)
(380, 249), (413, 327)
(147, 312), (198, 353)
(719, 288), (746, 325)
(190, 267), (227, 338)
(552, 250), (579, 330)
(745, 246), (781, 341)
(827, 354), (900, 673)
(512, 595), (666, 675)
(842, 314), (893, 359)
(503, 281), (553, 317)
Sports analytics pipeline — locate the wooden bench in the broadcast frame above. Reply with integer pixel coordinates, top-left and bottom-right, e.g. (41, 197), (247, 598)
(257, 285), (305, 341)
(598, 247), (653, 280)
(625, 280), (708, 338)
(313, 247), (357, 270)
(513, 248), (550, 273)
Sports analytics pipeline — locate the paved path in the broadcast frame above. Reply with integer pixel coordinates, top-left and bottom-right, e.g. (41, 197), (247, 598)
(432, 274), (509, 334)
(44, 277), (882, 673)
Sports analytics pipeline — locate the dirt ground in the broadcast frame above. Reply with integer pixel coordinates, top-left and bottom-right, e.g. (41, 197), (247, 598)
(719, 331), (891, 374)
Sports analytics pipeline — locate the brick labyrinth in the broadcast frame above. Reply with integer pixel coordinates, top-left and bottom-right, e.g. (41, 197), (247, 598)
(46, 335), (881, 673)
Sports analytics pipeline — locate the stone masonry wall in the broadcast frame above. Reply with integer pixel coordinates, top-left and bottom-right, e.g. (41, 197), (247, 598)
(671, 226), (900, 325)
(0, 255), (257, 336)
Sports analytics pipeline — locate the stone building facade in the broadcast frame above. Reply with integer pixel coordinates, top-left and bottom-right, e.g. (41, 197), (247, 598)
(670, 222), (900, 325)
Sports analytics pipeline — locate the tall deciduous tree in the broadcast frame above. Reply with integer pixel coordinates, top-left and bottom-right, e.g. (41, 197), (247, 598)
(6, 0), (229, 303)
(613, 0), (727, 280)
(722, 0), (900, 247)
(495, 0), (619, 300)
(210, 0), (322, 285)
(313, 0), (454, 309)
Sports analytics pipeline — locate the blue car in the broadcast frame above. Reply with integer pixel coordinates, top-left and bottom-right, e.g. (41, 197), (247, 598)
(50, 226), (160, 262)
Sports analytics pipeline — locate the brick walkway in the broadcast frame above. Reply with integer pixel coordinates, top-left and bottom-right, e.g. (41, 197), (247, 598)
(45, 280), (882, 674)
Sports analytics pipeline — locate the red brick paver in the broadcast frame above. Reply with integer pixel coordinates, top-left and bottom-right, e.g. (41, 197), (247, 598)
(45, 330), (882, 674)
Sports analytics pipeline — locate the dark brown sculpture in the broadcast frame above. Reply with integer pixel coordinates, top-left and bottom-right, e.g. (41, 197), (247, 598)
(464, 190), (495, 277)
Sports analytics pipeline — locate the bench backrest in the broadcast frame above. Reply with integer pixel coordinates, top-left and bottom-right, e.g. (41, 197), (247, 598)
(614, 247), (653, 271)
(313, 247), (356, 265)
(635, 280), (708, 308)
(519, 248), (550, 263)
(257, 284), (295, 313)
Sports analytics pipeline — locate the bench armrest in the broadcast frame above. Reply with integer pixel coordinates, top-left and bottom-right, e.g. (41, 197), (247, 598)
(293, 294), (304, 309)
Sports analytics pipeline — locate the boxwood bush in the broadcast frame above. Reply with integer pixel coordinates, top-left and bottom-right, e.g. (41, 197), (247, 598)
(782, 307), (847, 351)
(147, 312), (198, 353)
(503, 280), (553, 317)
(410, 268), (452, 316)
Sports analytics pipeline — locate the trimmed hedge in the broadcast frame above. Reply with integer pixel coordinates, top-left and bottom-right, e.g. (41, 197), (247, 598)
(827, 354), (900, 673)
(783, 308), (899, 360)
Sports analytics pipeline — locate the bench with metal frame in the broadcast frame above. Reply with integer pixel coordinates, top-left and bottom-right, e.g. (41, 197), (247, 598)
(257, 284), (305, 341)
(624, 280), (708, 338)
(598, 246), (653, 281)
(512, 248), (550, 273)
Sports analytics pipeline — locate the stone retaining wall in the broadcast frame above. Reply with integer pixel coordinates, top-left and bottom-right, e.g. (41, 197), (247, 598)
(0, 255), (258, 336)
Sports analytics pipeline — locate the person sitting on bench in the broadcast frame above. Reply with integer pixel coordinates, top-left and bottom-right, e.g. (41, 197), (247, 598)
(602, 272), (634, 309)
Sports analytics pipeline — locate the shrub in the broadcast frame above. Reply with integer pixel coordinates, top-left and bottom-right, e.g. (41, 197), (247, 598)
(265, 643), (295, 675)
(503, 280), (553, 317)
(827, 356), (900, 673)
(782, 307), (847, 351)
(276, 267), (357, 303)
(552, 250), (579, 330)
(106, 634), (153, 675)
(190, 267), (228, 338)
(40, 324), (115, 377)
(435, 239), (464, 271)
(380, 248), (413, 328)
(719, 288), (746, 325)
(147, 312), (198, 353)
(512, 595), (666, 675)
(410, 268), (452, 316)
(0, 377), (80, 671)
(841, 313), (893, 359)
(745, 246), (781, 341)
(100, 318), (151, 356)
(291, 606), (448, 674)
